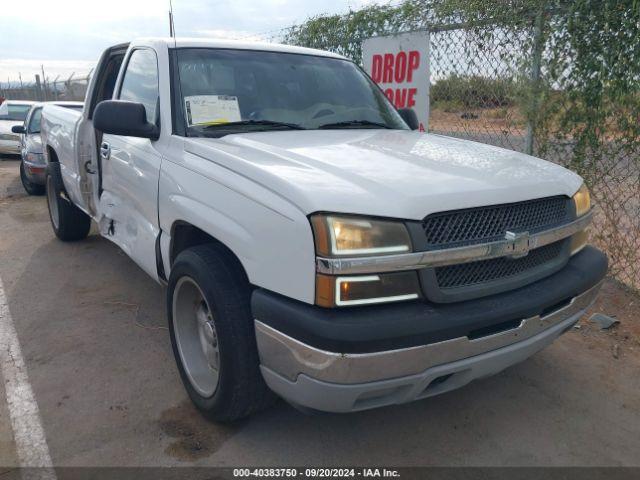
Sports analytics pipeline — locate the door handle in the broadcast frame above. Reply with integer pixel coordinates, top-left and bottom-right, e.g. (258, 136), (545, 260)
(100, 142), (111, 160)
(84, 160), (96, 174)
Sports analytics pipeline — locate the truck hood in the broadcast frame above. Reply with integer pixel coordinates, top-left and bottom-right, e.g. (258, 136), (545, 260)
(185, 130), (582, 220)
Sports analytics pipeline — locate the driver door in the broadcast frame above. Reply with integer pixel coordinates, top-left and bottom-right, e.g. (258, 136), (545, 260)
(98, 48), (164, 278)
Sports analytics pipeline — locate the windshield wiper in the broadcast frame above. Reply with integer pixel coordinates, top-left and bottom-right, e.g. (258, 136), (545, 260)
(318, 120), (393, 129)
(198, 120), (306, 130)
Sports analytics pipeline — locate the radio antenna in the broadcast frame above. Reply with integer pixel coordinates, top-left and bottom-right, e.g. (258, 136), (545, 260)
(169, 0), (177, 43)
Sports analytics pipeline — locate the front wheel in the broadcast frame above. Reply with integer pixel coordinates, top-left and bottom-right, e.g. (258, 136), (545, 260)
(46, 164), (91, 241)
(168, 244), (275, 422)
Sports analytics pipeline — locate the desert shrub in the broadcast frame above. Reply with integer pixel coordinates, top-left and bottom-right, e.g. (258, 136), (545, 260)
(431, 75), (517, 109)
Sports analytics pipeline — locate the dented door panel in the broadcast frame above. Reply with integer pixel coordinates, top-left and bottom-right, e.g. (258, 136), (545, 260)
(100, 133), (163, 279)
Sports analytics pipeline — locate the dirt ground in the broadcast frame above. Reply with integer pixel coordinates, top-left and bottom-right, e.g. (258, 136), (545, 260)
(0, 156), (639, 469)
(430, 106), (526, 137)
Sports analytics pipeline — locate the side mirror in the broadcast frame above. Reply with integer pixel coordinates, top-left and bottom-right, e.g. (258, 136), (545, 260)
(398, 108), (419, 130)
(11, 125), (26, 134)
(94, 100), (159, 140)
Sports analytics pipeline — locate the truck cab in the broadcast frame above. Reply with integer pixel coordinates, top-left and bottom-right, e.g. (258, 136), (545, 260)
(40, 38), (607, 421)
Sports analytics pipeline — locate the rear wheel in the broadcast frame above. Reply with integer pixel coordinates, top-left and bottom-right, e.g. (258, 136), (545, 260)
(168, 243), (275, 422)
(20, 161), (45, 196)
(46, 164), (91, 241)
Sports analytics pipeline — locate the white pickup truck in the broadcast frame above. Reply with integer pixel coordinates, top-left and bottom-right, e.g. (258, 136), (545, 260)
(41, 38), (607, 422)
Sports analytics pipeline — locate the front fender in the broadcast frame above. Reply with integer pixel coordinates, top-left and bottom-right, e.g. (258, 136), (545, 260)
(159, 158), (316, 304)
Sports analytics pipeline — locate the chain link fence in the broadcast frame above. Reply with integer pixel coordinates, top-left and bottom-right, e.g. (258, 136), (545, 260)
(0, 71), (92, 102)
(425, 17), (640, 292)
(276, 2), (640, 293)
(427, 25), (530, 151)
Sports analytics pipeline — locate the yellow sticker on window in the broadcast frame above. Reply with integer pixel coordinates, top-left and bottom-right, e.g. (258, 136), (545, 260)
(184, 95), (241, 126)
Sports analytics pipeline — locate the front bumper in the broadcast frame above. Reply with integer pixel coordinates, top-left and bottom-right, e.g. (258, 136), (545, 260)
(23, 160), (47, 184)
(253, 246), (607, 412)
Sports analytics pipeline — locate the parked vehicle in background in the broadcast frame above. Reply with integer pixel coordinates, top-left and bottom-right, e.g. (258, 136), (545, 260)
(11, 101), (83, 195)
(0, 100), (36, 155)
(40, 39), (607, 422)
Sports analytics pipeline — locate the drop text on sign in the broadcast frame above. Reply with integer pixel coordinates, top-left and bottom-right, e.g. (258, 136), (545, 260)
(370, 51), (420, 108)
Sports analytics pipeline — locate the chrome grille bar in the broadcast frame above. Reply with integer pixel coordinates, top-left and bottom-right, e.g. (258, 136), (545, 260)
(316, 209), (593, 275)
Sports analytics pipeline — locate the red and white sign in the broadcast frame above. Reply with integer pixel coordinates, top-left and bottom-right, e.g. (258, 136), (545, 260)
(362, 31), (430, 132)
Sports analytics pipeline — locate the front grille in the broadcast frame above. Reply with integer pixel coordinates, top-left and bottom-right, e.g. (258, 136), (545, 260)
(422, 196), (570, 249)
(435, 241), (565, 289)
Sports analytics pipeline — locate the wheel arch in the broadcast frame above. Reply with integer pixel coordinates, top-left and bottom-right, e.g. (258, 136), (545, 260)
(46, 145), (59, 163)
(166, 220), (250, 284)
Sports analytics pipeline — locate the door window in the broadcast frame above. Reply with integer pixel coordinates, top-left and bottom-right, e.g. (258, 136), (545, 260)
(118, 49), (159, 125)
(28, 108), (42, 133)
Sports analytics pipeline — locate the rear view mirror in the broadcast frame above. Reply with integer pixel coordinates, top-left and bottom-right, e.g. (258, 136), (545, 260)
(11, 125), (26, 134)
(94, 100), (159, 140)
(398, 108), (419, 130)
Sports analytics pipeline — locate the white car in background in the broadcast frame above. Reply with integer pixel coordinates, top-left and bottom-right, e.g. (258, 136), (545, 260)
(12, 101), (83, 195)
(0, 100), (36, 155)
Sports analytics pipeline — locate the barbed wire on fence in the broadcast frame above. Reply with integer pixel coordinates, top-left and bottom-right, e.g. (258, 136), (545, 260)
(0, 69), (93, 102)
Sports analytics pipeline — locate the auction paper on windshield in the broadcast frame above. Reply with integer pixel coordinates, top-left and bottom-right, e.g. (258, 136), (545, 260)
(184, 95), (241, 126)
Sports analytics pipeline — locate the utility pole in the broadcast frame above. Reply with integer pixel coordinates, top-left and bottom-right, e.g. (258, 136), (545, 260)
(35, 74), (43, 101)
(41, 65), (47, 101)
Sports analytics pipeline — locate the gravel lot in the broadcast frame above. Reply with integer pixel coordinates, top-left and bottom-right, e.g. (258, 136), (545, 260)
(0, 156), (639, 469)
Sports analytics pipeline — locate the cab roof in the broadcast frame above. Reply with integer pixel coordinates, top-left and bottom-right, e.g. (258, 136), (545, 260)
(131, 37), (347, 60)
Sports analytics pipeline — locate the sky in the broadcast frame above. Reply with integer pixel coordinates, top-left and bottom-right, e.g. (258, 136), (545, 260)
(0, 0), (386, 84)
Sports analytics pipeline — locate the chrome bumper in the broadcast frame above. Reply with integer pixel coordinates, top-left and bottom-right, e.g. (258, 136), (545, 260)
(255, 281), (601, 411)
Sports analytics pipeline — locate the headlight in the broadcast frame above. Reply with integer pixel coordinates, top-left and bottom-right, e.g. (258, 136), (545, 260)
(310, 214), (412, 257)
(25, 152), (45, 164)
(573, 183), (591, 217)
(570, 183), (591, 255)
(311, 214), (418, 307)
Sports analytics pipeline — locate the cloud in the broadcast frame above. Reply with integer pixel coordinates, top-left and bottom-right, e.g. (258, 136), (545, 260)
(0, 0), (392, 80)
(1, 0), (166, 23)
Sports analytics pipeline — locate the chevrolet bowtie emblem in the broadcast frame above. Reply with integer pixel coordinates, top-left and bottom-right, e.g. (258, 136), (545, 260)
(505, 230), (531, 258)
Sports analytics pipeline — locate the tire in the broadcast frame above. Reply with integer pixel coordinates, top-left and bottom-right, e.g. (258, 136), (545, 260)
(46, 163), (91, 241)
(20, 161), (45, 196)
(168, 243), (275, 422)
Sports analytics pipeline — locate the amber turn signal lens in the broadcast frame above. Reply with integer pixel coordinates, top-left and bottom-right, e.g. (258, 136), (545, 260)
(315, 274), (336, 308)
(571, 229), (589, 255)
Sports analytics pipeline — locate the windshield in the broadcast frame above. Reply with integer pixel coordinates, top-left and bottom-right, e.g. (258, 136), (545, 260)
(176, 48), (408, 136)
(0, 104), (31, 122)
